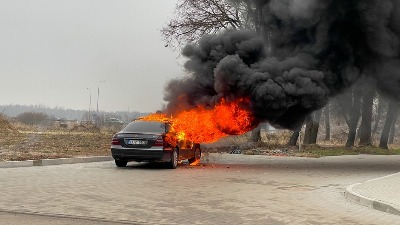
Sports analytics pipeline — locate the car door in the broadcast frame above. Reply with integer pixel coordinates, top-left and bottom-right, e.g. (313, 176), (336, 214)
(186, 140), (195, 158)
(177, 138), (193, 159)
(177, 139), (187, 159)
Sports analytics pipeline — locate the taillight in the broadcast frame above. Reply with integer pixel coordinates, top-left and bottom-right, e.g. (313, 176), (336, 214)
(112, 134), (120, 145)
(153, 135), (164, 147)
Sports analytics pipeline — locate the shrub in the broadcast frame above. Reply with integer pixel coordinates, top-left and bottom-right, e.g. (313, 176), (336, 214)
(15, 112), (49, 125)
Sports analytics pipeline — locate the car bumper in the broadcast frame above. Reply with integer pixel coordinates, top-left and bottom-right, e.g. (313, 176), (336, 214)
(111, 147), (172, 162)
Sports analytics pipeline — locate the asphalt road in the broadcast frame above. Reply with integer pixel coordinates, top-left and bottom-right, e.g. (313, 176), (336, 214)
(0, 211), (131, 225)
(1, 154), (400, 225)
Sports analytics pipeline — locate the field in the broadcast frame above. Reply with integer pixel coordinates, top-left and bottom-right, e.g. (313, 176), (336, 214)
(203, 129), (400, 157)
(1, 115), (400, 162)
(0, 116), (118, 161)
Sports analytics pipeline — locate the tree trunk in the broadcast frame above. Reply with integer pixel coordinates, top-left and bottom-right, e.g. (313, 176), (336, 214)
(288, 125), (301, 147)
(345, 93), (362, 148)
(358, 89), (375, 146)
(373, 96), (384, 134)
(379, 101), (399, 149)
(324, 104), (331, 141)
(346, 124), (358, 147)
(310, 109), (322, 144)
(250, 124), (262, 142)
(388, 109), (399, 144)
(303, 115), (313, 144)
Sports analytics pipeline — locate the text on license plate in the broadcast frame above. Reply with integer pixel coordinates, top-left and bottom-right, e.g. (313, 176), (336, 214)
(128, 140), (147, 145)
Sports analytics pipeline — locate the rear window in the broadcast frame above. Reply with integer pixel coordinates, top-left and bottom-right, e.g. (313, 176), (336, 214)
(122, 121), (166, 133)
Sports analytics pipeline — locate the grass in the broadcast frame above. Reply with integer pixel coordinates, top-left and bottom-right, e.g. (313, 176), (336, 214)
(0, 121), (117, 161)
(296, 145), (400, 157)
(2, 115), (400, 161)
(203, 129), (400, 157)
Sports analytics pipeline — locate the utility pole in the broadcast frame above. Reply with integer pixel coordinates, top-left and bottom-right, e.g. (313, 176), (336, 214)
(87, 88), (92, 123)
(96, 81), (106, 126)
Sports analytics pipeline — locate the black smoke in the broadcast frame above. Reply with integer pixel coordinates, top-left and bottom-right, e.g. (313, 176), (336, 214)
(164, 0), (400, 129)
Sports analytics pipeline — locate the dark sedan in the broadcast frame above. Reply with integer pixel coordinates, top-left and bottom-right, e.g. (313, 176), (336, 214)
(111, 120), (201, 169)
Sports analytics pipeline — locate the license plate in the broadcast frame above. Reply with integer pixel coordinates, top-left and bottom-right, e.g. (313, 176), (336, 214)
(127, 140), (147, 145)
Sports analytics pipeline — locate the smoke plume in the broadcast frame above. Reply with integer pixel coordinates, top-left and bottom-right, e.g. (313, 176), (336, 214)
(164, 0), (400, 129)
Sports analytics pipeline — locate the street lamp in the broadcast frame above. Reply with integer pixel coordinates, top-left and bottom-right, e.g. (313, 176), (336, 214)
(87, 88), (92, 122)
(96, 81), (106, 125)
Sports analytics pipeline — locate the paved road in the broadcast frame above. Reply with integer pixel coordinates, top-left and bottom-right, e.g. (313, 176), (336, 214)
(0, 211), (131, 225)
(0, 154), (400, 225)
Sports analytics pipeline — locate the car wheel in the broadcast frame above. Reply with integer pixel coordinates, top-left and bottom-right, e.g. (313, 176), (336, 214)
(115, 159), (127, 167)
(167, 148), (178, 169)
(188, 147), (201, 165)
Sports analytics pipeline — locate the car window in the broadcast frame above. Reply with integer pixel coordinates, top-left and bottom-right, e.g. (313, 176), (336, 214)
(165, 123), (172, 133)
(122, 121), (166, 133)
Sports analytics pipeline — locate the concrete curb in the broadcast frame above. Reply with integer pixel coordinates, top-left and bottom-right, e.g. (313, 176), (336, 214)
(345, 176), (400, 216)
(0, 156), (113, 168)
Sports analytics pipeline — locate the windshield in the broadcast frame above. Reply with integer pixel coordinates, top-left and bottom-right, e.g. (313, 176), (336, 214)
(122, 121), (166, 133)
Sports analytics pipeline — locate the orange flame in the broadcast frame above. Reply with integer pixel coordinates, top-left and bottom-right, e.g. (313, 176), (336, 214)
(139, 113), (170, 122)
(140, 98), (256, 144)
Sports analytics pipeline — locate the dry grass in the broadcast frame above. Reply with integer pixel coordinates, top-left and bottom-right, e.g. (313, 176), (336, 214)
(0, 115), (118, 161)
(201, 125), (400, 157)
(202, 130), (293, 155)
(1, 114), (400, 161)
(295, 144), (400, 157)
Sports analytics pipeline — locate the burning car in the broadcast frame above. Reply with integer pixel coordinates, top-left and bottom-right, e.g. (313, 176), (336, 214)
(111, 119), (201, 169)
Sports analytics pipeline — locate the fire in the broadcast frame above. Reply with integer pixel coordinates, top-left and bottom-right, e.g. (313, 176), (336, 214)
(139, 98), (256, 144)
(139, 113), (170, 122)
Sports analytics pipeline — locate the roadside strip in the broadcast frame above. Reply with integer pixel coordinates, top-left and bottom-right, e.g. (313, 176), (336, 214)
(0, 156), (113, 168)
(345, 172), (400, 216)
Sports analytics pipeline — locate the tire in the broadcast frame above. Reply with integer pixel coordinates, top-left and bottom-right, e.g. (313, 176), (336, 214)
(188, 147), (201, 164)
(167, 148), (178, 169)
(115, 159), (127, 167)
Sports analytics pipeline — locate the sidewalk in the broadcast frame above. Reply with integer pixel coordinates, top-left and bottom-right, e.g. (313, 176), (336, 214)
(345, 172), (400, 216)
(0, 156), (113, 168)
(205, 153), (400, 217)
(1, 153), (400, 217)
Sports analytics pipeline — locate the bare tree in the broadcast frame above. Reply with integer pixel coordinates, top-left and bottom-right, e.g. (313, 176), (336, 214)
(162, 0), (242, 48)
(229, 0), (264, 34)
(288, 125), (302, 147)
(379, 100), (399, 149)
(301, 110), (322, 145)
(303, 115), (313, 144)
(388, 111), (398, 144)
(324, 104), (331, 141)
(310, 109), (322, 144)
(373, 94), (385, 134)
(162, 0), (262, 48)
(336, 86), (362, 147)
(358, 86), (375, 146)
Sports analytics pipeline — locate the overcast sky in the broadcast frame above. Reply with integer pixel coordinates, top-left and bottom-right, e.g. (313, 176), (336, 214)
(0, 0), (184, 113)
